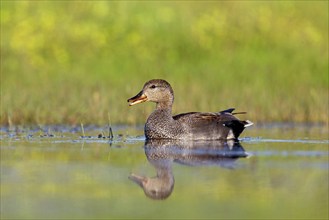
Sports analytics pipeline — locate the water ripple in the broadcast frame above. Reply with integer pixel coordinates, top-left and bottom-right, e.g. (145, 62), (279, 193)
(241, 137), (329, 144)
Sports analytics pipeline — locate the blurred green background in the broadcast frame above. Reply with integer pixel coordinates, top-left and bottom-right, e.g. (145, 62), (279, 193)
(1, 1), (328, 126)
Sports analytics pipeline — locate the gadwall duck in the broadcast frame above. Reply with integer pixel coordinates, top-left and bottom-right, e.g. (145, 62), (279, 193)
(127, 79), (253, 140)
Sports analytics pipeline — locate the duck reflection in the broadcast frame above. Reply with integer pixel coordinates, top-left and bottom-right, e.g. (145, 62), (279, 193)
(129, 139), (248, 200)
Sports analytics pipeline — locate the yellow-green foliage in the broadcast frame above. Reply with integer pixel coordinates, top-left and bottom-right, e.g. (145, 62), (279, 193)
(1, 1), (328, 125)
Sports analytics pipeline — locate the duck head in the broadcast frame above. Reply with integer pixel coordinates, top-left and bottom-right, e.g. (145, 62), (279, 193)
(127, 79), (174, 108)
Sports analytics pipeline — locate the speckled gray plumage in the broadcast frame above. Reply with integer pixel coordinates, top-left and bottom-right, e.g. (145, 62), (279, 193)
(128, 79), (252, 140)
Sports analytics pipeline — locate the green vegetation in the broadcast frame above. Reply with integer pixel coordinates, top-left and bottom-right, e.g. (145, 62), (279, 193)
(1, 1), (328, 125)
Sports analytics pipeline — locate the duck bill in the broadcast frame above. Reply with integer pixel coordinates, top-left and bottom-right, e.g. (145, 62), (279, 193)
(127, 91), (148, 106)
(129, 173), (147, 187)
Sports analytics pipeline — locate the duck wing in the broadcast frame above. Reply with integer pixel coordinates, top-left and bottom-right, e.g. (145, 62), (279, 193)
(173, 109), (252, 140)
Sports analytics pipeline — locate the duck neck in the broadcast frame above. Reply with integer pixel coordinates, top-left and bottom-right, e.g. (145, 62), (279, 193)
(151, 104), (173, 123)
(156, 102), (172, 111)
(156, 92), (174, 109)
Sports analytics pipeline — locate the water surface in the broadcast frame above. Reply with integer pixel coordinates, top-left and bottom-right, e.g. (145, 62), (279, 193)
(1, 124), (328, 219)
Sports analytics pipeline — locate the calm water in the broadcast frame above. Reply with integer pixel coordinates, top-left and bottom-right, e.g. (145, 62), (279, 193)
(1, 124), (328, 219)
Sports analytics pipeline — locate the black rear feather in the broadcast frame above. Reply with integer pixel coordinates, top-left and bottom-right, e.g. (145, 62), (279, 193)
(220, 108), (235, 114)
(223, 120), (246, 139)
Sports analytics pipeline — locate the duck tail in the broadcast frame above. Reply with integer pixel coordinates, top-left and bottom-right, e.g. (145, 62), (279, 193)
(243, 120), (253, 127)
(224, 120), (253, 140)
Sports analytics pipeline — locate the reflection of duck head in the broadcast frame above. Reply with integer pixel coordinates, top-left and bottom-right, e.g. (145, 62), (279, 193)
(129, 139), (249, 200)
(129, 158), (174, 200)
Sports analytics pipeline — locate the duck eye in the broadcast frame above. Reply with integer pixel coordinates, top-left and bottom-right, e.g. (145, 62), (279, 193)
(150, 85), (156, 89)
